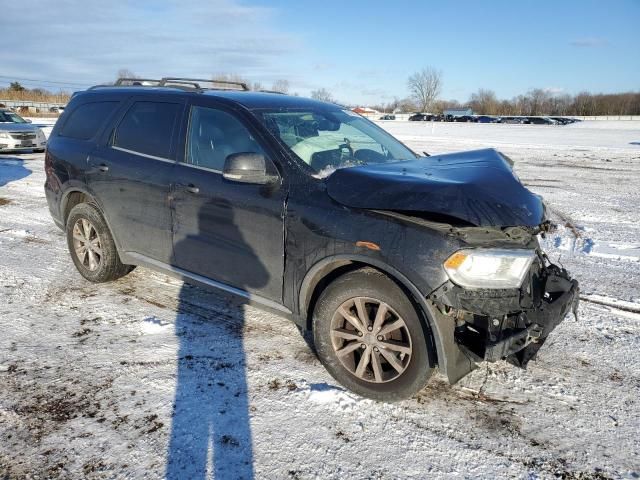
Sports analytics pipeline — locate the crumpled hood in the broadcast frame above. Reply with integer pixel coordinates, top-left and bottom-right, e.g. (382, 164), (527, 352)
(325, 148), (545, 227)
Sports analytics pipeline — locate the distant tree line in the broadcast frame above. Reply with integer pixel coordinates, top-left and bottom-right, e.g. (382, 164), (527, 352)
(0, 81), (70, 104)
(461, 88), (640, 116)
(3, 68), (639, 116)
(373, 87), (640, 116)
(366, 67), (640, 116)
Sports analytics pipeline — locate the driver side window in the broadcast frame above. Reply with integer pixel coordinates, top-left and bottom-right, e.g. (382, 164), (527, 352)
(186, 106), (264, 172)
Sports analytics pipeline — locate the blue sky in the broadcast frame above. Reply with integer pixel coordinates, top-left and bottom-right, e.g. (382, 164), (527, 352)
(1, 0), (638, 104)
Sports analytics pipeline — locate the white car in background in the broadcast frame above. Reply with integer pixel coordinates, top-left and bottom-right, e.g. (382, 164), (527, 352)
(0, 108), (47, 153)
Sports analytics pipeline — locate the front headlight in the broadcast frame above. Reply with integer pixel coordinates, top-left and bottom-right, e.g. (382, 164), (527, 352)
(443, 248), (535, 289)
(0, 131), (9, 139)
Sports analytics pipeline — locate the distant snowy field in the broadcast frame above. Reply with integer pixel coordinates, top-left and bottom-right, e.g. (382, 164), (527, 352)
(1, 120), (639, 479)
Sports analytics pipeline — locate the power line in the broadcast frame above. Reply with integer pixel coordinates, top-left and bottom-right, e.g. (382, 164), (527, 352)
(0, 75), (92, 88)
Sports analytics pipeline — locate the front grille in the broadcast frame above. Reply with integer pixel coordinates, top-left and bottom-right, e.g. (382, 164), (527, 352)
(9, 132), (36, 140)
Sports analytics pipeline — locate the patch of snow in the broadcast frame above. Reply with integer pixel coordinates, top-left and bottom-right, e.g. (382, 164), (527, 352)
(140, 316), (173, 334)
(301, 382), (365, 410)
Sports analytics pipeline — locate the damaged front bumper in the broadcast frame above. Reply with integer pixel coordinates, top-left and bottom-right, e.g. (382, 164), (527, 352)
(485, 271), (579, 367)
(429, 261), (579, 378)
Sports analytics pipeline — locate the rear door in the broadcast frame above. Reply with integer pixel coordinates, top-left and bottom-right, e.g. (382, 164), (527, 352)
(171, 99), (287, 303)
(86, 96), (185, 263)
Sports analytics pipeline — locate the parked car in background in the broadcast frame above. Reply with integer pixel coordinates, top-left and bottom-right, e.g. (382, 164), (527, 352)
(0, 108), (47, 153)
(527, 117), (558, 125)
(379, 114), (396, 120)
(452, 115), (473, 122)
(408, 113), (428, 121)
(44, 77), (579, 401)
(550, 117), (577, 125)
(474, 115), (498, 123)
(499, 116), (525, 124)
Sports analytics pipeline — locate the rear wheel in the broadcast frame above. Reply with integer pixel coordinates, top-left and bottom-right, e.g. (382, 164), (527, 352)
(66, 203), (134, 283)
(313, 268), (433, 401)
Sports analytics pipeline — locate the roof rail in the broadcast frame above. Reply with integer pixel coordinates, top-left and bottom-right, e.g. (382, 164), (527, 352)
(258, 89), (287, 95)
(89, 77), (250, 92)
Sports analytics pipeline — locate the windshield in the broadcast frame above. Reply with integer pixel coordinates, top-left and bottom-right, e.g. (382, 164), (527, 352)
(258, 108), (417, 177)
(0, 111), (27, 123)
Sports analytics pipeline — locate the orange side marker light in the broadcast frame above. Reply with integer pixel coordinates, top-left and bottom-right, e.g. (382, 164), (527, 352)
(355, 241), (381, 251)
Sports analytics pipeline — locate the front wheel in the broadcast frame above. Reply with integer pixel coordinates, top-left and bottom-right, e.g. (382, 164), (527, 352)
(313, 268), (433, 401)
(66, 203), (134, 283)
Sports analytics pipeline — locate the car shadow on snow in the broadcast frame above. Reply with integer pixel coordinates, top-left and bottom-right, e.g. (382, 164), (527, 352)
(166, 199), (269, 480)
(0, 157), (32, 187)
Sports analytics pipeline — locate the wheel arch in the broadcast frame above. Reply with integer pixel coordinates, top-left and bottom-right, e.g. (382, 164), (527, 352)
(299, 254), (445, 370)
(60, 186), (126, 260)
(61, 189), (91, 226)
(60, 185), (102, 226)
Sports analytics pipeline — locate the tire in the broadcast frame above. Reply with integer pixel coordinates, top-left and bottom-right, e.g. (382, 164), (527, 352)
(66, 203), (134, 283)
(313, 268), (433, 401)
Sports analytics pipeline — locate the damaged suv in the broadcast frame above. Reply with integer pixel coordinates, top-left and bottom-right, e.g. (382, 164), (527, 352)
(44, 78), (579, 401)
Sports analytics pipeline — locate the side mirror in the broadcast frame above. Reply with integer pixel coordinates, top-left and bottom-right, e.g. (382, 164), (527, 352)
(223, 152), (278, 185)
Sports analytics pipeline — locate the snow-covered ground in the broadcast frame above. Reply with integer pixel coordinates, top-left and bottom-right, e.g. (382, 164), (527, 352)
(1, 121), (639, 479)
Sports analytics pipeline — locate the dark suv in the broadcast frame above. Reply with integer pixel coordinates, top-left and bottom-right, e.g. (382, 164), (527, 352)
(45, 77), (578, 401)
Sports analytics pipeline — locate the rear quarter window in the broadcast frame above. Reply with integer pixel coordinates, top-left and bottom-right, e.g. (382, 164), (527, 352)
(59, 101), (120, 140)
(113, 101), (180, 159)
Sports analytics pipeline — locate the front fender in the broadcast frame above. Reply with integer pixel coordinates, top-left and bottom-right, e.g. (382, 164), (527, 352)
(298, 254), (476, 383)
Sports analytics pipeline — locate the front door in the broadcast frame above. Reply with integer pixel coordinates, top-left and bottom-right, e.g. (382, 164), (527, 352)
(171, 103), (286, 303)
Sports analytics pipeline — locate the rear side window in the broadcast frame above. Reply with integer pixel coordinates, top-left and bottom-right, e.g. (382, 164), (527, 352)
(59, 101), (119, 140)
(114, 101), (180, 158)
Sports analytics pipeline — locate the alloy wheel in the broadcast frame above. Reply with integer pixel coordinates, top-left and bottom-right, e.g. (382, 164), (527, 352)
(330, 297), (412, 383)
(72, 218), (103, 271)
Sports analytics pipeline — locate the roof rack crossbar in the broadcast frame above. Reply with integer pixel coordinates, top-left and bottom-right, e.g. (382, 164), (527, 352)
(159, 77), (249, 91)
(114, 78), (162, 86)
(91, 77), (251, 92)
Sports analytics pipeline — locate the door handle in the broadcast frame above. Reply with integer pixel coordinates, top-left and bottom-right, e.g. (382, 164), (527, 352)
(98, 164), (109, 172)
(177, 183), (199, 194)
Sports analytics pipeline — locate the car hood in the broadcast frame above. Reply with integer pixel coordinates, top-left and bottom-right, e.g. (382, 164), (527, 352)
(0, 123), (40, 132)
(325, 148), (545, 227)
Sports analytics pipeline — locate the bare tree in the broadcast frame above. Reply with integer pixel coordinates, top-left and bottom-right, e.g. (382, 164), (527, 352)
(407, 67), (442, 113)
(498, 99), (516, 116)
(310, 88), (334, 103)
(468, 89), (498, 115)
(117, 68), (138, 80)
(525, 88), (552, 116)
(271, 79), (290, 94)
(432, 98), (461, 114)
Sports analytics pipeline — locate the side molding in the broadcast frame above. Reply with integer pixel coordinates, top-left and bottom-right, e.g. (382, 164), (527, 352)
(124, 252), (293, 316)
